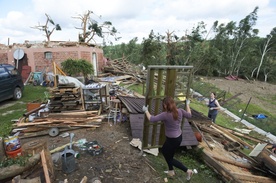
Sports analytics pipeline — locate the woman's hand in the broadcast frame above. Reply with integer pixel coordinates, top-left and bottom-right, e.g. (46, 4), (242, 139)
(142, 105), (149, 113)
(186, 99), (190, 105)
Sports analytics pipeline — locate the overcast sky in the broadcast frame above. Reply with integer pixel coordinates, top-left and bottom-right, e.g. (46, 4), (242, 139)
(0, 0), (275, 45)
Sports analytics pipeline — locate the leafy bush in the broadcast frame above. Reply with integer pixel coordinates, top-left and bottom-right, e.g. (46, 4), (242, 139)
(61, 58), (94, 78)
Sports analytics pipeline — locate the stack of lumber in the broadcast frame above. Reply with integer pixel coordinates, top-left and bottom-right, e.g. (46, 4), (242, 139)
(13, 111), (104, 138)
(49, 84), (82, 112)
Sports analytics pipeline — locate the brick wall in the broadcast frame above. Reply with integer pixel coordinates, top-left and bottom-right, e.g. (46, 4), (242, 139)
(80, 51), (91, 61)
(0, 43), (104, 76)
(97, 52), (104, 72)
(33, 51), (80, 72)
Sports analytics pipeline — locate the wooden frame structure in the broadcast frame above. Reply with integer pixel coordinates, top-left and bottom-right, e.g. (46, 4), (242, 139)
(142, 65), (193, 149)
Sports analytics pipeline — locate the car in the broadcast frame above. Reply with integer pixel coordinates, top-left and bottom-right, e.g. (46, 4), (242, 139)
(0, 64), (24, 102)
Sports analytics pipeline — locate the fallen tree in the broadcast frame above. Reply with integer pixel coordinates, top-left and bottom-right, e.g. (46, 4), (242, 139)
(0, 153), (40, 180)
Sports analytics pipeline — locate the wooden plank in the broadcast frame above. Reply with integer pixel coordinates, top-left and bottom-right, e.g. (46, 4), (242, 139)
(81, 87), (85, 110)
(226, 129), (264, 144)
(212, 155), (252, 169)
(48, 111), (98, 118)
(16, 121), (64, 127)
(19, 127), (81, 139)
(211, 124), (254, 149)
(69, 124), (100, 128)
(201, 151), (240, 183)
(40, 150), (51, 183)
(50, 142), (75, 154)
(231, 172), (276, 183)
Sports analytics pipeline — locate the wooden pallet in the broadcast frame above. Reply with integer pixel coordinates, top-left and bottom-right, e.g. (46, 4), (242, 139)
(51, 87), (80, 95)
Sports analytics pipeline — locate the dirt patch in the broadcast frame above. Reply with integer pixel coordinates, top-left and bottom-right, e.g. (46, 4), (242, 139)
(202, 77), (276, 116)
(20, 121), (161, 183)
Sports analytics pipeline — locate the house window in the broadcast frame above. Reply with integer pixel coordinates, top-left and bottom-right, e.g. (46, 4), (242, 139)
(44, 52), (52, 60)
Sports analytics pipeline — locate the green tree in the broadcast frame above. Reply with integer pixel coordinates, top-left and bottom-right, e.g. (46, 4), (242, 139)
(231, 7), (259, 76)
(140, 30), (166, 67)
(165, 30), (187, 65)
(253, 27), (276, 81)
(184, 21), (214, 75)
(124, 38), (142, 64)
(211, 7), (259, 76)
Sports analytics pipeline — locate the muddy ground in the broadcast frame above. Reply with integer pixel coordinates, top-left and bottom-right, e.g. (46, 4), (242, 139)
(20, 120), (162, 183)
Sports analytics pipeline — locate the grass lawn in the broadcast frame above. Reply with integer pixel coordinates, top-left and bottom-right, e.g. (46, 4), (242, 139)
(0, 85), (49, 137)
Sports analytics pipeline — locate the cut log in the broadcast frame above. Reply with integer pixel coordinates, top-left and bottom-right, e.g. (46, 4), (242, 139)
(0, 153), (40, 180)
(12, 175), (41, 183)
(22, 139), (54, 180)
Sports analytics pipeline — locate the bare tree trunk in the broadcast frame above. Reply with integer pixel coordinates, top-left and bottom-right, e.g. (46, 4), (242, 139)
(231, 38), (246, 75)
(256, 35), (272, 79)
(251, 67), (257, 78)
(235, 57), (245, 76)
(263, 68), (270, 82)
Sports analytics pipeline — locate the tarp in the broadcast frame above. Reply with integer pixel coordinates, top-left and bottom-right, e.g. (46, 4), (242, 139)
(252, 114), (268, 119)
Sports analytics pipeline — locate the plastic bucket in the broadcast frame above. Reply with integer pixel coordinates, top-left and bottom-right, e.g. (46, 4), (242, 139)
(4, 136), (21, 152)
(6, 147), (22, 158)
(61, 150), (76, 174)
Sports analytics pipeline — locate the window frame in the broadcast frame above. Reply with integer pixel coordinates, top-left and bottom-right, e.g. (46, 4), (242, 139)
(44, 51), (53, 60)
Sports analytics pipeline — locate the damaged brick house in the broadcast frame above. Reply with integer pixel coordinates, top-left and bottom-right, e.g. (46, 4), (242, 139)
(0, 41), (105, 82)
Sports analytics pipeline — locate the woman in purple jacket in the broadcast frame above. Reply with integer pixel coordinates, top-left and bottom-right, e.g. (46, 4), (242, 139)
(142, 96), (194, 180)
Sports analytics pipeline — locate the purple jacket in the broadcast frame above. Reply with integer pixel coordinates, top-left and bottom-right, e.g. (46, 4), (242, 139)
(149, 109), (192, 138)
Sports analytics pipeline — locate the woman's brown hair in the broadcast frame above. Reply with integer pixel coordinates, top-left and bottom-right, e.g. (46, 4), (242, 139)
(162, 96), (178, 120)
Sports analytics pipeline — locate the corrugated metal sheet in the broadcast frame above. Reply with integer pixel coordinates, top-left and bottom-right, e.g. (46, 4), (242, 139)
(118, 96), (162, 114)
